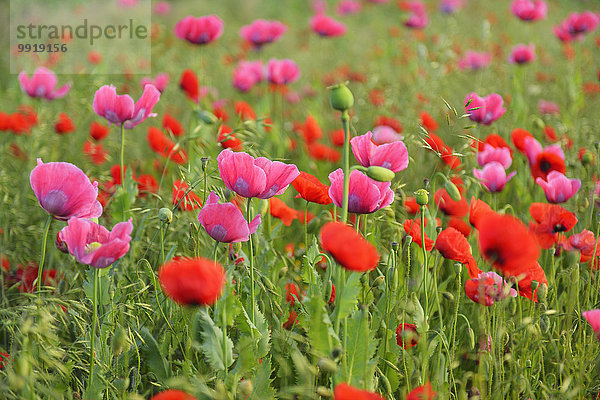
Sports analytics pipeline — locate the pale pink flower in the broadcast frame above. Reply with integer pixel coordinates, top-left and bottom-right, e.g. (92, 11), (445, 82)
(457, 51), (492, 71)
(140, 73), (169, 92)
(371, 125), (403, 144)
(240, 19), (287, 48)
(267, 59), (300, 85)
(477, 144), (512, 169)
(508, 43), (536, 65)
(535, 171), (581, 203)
(93, 84), (160, 129)
(198, 191), (261, 243)
(310, 14), (347, 37)
(174, 15), (224, 45)
(473, 162), (516, 193)
(464, 93), (506, 125)
(351, 131), (408, 173)
(510, 0), (547, 22)
(18, 67), (70, 100)
(583, 309), (600, 340)
(328, 169), (394, 214)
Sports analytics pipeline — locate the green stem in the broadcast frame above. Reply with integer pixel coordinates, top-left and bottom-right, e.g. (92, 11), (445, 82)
(88, 267), (99, 389)
(203, 162), (208, 206)
(450, 265), (461, 394)
(304, 201), (309, 250)
(160, 224), (166, 265)
(341, 110), (350, 224)
(246, 199), (256, 326)
(420, 206), (429, 315)
(120, 124), (126, 187)
(37, 215), (53, 293)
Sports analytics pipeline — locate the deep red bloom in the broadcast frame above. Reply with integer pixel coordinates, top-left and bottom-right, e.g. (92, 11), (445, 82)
(330, 129), (345, 147)
(150, 389), (198, 400)
(291, 172), (332, 205)
(307, 142), (341, 162)
(420, 111), (438, 132)
(83, 141), (108, 165)
(163, 113), (184, 136)
(469, 197), (495, 229)
(283, 310), (299, 330)
(0, 351), (10, 370)
(269, 197), (298, 226)
(136, 174), (159, 197)
(403, 219), (434, 251)
(158, 257), (225, 306)
(404, 196), (421, 215)
(54, 112), (76, 134)
(333, 383), (385, 400)
(531, 151), (566, 181)
(374, 115), (403, 133)
(218, 125), (243, 151)
(297, 115), (323, 144)
(543, 126), (558, 142)
(172, 179), (202, 210)
(89, 121), (110, 141)
(477, 213), (540, 276)
(406, 382), (437, 400)
(529, 203), (578, 249)
(213, 106), (229, 122)
(6, 262), (58, 293)
(448, 217), (472, 237)
(515, 262), (547, 302)
(234, 101), (257, 121)
(434, 188), (469, 218)
(511, 128), (534, 154)
(8, 112), (34, 134)
(285, 282), (302, 305)
(396, 323), (419, 349)
(320, 222), (380, 272)
(179, 69), (199, 102)
(435, 227), (480, 278)
(298, 210), (315, 225)
(147, 127), (188, 164)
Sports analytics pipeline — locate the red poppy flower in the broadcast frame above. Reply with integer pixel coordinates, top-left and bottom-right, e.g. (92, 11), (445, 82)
(8, 112), (33, 134)
(404, 196), (421, 215)
(269, 197), (298, 226)
(374, 115), (403, 133)
(179, 69), (199, 102)
(136, 174), (159, 197)
(531, 151), (566, 181)
(396, 323), (419, 349)
(424, 132), (447, 154)
(18, 105), (37, 126)
(560, 230), (596, 262)
(514, 262), (547, 302)
(477, 213), (540, 277)
(147, 127), (188, 164)
(54, 112), (76, 134)
(213, 106), (229, 122)
(403, 219), (434, 251)
(172, 179), (202, 210)
(307, 142), (341, 162)
(419, 111), (438, 132)
(544, 126), (558, 142)
(83, 141), (108, 165)
(163, 113), (184, 136)
(89, 121), (110, 141)
(1, 255), (9, 272)
(150, 390), (198, 400)
(448, 217), (472, 237)
(298, 210), (315, 224)
(529, 203), (578, 249)
(330, 129), (345, 147)
(435, 188), (469, 218)
(406, 382), (437, 400)
(297, 115), (323, 144)
(334, 383), (385, 400)
(0, 351), (10, 370)
(158, 257), (225, 306)
(469, 197), (495, 229)
(234, 100), (256, 121)
(368, 89), (385, 106)
(440, 147), (461, 170)
(218, 125), (243, 151)
(109, 164), (135, 187)
(283, 310), (299, 330)
(292, 172), (332, 205)
(328, 282), (336, 305)
(6, 262), (58, 293)
(320, 222), (380, 272)
(435, 227), (480, 278)
(511, 128), (534, 154)
(285, 282), (302, 305)
(484, 133), (513, 157)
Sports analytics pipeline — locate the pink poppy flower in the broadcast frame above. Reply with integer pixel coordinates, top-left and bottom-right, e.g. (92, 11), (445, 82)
(351, 131), (409, 172)
(30, 158), (102, 221)
(465, 271), (517, 306)
(402, 1), (428, 29)
(198, 191), (261, 243)
(538, 100), (560, 115)
(457, 51), (491, 71)
(473, 162), (516, 193)
(174, 15), (224, 45)
(328, 169), (394, 214)
(464, 92), (506, 125)
(232, 61), (264, 92)
(93, 84), (160, 129)
(336, 0), (362, 15)
(153, 1), (171, 15)
(240, 19), (287, 48)
(371, 125), (403, 145)
(510, 0), (547, 22)
(59, 217), (133, 268)
(583, 309), (600, 340)
(440, 0), (464, 14)
(217, 149), (300, 199)
(508, 43), (536, 65)
(18, 67), (70, 100)
(535, 171), (581, 203)
(554, 11), (600, 43)
(524, 137), (564, 165)
(310, 14), (347, 37)
(477, 144), (512, 169)
(140, 73), (169, 92)
(267, 59), (300, 85)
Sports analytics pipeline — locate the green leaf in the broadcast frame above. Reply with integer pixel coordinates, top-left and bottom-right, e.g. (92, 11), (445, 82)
(344, 308), (378, 389)
(111, 168), (138, 222)
(307, 296), (340, 358)
(194, 307), (234, 372)
(138, 327), (169, 384)
(249, 356), (275, 400)
(332, 272), (361, 323)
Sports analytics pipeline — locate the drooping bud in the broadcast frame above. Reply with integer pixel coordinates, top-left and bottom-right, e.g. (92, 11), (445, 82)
(444, 179), (461, 202)
(158, 207), (173, 224)
(366, 166), (395, 182)
(582, 151), (593, 166)
(317, 357), (338, 374)
(196, 110), (218, 125)
(329, 82), (354, 112)
(415, 189), (429, 206)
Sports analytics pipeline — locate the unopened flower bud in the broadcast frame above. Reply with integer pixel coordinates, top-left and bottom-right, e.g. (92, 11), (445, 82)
(372, 275), (385, 287)
(201, 157), (209, 171)
(317, 357), (338, 374)
(196, 110), (218, 125)
(415, 189), (429, 206)
(442, 292), (454, 302)
(444, 180), (461, 202)
(158, 208), (173, 224)
(537, 283), (548, 303)
(466, 327), (475, 349)
(530, 280), (539, 292)
(582, 151), (593, 166)
(316, 386), (333, 397)
(111, 326), (129, 356)
(366, 166), (395, 182)
(329, 83), (354, 111)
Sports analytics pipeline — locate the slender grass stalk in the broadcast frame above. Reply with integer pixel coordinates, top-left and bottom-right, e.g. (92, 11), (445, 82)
(37, 215), (53, 293)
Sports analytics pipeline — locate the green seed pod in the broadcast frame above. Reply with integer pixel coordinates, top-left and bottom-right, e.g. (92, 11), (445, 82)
(111, 325), (130, 357)
(444, 180), (462, 202)
(582, 151), (593, 166)
(372, 275), (385, 287)
(366, 166), (395, 182)
(467, 327), (475, 349)
(158, 208), (173, 224)
(196, 110), (218, 125)
(329, 83), (354, 111)
(533, 117), (545, 130)
(442, 291), (455, 302)
(414, 189), (429, 206)
(239, 380), (253, 396)
(258, 199), (269, 217)
(530, 280), (539, 292)
(317, 357), (338, 374)
(509, 297), (518, 315)
(537, 283), (548, 303)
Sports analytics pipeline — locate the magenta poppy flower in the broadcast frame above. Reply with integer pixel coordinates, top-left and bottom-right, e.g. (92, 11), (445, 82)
(583, 309), (600, 341)
(538, 100), (560, 115)
(477, 144), (512, 169)
(328, 169), (394, 214)
(473, 162), (516, 193)
(217, 149), (300, 199)
(351, 131), (409, 173)
(59, 217), (133, 268)
(310, 14), (347, 37)
(198, 191), (261, 243)
(457, 51), (491, 71)
(93, 84), (160, 129)
(336, 0), (362, 15)
(30, 158), (102, 221)
(402, 1), (428, 29)
(510, 0), (547, 22)
(535, 171), (581, 204)
(153, 1), (171, 15)
(267, 59), (300, 85)
(233, 61), (264, 92)
(440, 0), (464, 14)
(508, 43), (536, 65)
(464, 92), (506, 125)
(371, 125), (403, 145)
(240, 19), (287, 48)
(18, 67), (70, 100)
(174, 15), (224, 45)
(140, 73), (169, 92)
(554, 11), (600, 42)
(524, 137), (564, 166)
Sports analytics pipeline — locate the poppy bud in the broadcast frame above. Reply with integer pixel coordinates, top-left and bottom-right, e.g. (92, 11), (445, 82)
(239, 380), (253, 396)
(372, 275), (385, 287)
(537, 283), (548, 303)
(196, 110), (218, 125)
(111, 325), (130, 356)
(442, 291), (454, 302)
(158, 207), (173, 224)
(391, 241), (399, 251)
(414, 189), (429, 206)
(366, 166), (395, 182)
(329, 82), (354, 111)
(317, 357), (338, 373)
(466, 327), (475, 349)
(444, 180), (461, 202)
(316, 387), (332, 397)
(581, 151), (593, 166)
(530, 280), (539, 292)
(201, 157), (209, 171)
(533, 117), (545, 130)
(565, 251), (579, 268)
